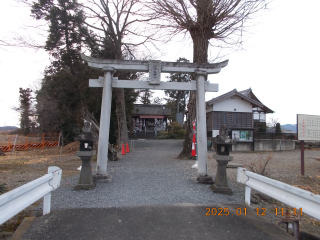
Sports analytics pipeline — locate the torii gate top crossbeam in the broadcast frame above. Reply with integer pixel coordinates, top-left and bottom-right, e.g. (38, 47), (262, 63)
(81, 54), (228, 74)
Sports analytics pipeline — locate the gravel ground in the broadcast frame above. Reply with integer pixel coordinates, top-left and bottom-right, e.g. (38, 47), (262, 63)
(1, 139), (319, 238)
(50, 139), (244, 209)
(48, 139), (320, 237)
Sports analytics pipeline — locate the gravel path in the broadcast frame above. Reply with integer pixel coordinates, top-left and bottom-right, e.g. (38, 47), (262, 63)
(50, 139), (245, 210)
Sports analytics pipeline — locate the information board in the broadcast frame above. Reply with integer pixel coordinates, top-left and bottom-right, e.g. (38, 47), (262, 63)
(232, 130), (253, 142)
(297, 114), (320, 141)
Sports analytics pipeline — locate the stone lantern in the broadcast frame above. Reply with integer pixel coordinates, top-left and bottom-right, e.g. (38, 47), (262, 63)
(74, 121), (98, 190)
(211, 124), (234, 195)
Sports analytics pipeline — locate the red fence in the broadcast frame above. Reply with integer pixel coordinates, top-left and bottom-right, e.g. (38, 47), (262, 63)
(0, 133), (59, 152)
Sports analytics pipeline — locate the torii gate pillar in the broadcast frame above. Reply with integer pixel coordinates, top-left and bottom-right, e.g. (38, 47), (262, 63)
(96, 67), (114, 176)
(195, 70), (207, 175)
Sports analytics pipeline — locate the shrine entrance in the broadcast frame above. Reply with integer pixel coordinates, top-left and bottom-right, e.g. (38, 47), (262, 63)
(130, 103), (170, 139)
(82, 54), (228, 178)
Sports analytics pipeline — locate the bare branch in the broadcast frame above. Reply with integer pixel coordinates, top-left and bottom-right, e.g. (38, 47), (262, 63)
(144, 0), (270, 51)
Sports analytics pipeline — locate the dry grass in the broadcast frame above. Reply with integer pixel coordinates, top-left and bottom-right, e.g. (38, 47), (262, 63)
(247, 151), (273, 176)
(0, 142), (81, 237)
(0, 142), (80, 191)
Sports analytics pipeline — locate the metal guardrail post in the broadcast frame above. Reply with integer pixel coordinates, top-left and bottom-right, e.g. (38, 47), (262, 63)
(0, 166), (62, 225)
(237, 167), (320, 220)
(245, 186), (251, 205)
(43, 166), (61, 215)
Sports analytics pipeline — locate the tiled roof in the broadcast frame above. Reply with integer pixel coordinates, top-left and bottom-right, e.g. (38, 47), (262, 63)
(206, 88), (274, 113)
(132, 104), (172, 116)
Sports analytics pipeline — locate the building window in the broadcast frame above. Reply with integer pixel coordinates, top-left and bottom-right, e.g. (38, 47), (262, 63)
(223, 113), (227, 124)
(233, 113), (237, 125)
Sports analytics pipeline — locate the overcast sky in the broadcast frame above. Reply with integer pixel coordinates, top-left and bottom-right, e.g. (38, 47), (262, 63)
(1, 0), (319, 127)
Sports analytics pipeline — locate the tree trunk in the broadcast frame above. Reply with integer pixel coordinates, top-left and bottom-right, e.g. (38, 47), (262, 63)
(112, 45), (129, 149)
(179, 29), (209, 158)
(178, 90), (196, 158)
(191, 29), (209, 63)
(176, 90), (180, 113)
(114, 88), (129, 147)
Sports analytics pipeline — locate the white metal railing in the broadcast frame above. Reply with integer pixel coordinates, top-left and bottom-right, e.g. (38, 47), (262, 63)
(0, 166), (62, 225)
(237, 167), (320, 220)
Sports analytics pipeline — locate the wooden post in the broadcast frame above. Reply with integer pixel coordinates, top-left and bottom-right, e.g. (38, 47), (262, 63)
(301, 140), (305, 175)
(96, 67), (114, 177)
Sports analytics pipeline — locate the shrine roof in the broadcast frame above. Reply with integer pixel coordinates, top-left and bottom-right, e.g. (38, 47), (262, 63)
(132, 104), (172, 116)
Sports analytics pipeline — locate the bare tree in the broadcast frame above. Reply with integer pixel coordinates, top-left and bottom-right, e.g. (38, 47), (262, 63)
(145, 0), (269, 157)
(267, 117), (279, 128)
(152, 96), (163, 104)
(0, 40), (11, 48)
(81, 0), (158, 57)
(80, 0), (157, 147)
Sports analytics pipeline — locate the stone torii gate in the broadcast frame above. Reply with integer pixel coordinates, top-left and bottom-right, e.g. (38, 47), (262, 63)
(81, 54), (228, 178)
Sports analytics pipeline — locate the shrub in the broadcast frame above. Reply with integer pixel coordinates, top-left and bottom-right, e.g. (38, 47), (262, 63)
(157, 135), (168, 139)
(169, 134), (177, 139)
(170, 121), (182, 133)
(159, 121), (186, 139)
(177, 129), (186, 139)
(173, 125), (182, 134)
(247, 151), (273, 176)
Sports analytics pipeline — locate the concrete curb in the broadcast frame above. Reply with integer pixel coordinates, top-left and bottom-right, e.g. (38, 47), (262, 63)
(11, 217), (35, 240)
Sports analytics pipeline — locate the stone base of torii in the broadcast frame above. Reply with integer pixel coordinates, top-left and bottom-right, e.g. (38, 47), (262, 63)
(81, 54), (228, 181)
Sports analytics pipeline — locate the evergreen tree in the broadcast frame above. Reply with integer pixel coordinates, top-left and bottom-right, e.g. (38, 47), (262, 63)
(36, 66), (102, 142)
(16, 88), (34, 135)
(32, 0), (102, 142)
(164, 57), (191, 120)
(275, 123), (281, 133)
(31, 0), (85, 74)
(139, 89), (154, 104)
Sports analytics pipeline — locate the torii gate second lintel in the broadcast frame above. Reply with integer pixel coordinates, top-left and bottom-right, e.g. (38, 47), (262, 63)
(81, 54), (228, 177)
(89, 76), (219, 91)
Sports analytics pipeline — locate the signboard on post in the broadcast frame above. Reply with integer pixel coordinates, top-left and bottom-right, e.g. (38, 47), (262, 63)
(297, 114), (320, 141)
(297, 114), (320, 175)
